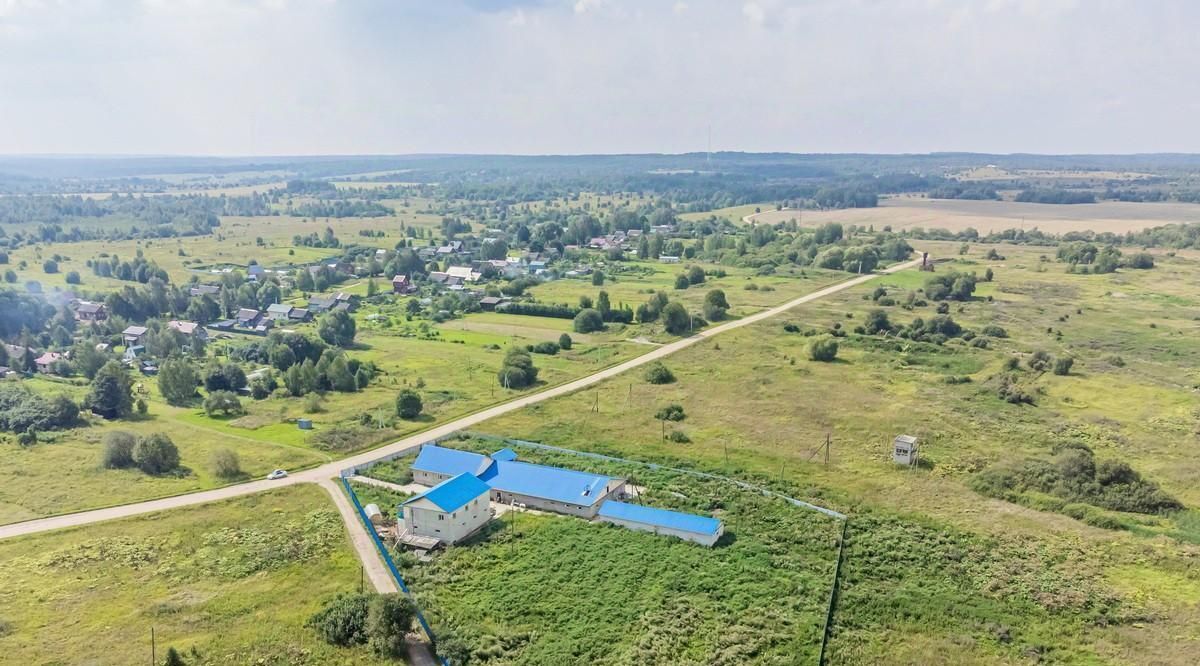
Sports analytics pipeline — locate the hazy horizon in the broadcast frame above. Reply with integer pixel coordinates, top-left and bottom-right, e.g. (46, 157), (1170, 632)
(3, 0), (1198, 156)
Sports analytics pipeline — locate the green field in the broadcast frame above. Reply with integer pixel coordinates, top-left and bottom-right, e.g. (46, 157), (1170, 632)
(465, 242), (1200, 663)
(364, 439), (842, 665)
(0, 485), (386, 665)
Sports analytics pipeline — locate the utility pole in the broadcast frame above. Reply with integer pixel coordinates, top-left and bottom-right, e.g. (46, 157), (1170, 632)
(824, 432), (831, 465)
(151, 627), (156, 666)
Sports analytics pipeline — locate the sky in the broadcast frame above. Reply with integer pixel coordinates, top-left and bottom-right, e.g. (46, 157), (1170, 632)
(1, 0), (1198, 156)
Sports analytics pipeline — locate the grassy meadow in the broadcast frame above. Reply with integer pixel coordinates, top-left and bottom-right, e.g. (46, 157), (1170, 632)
(365, 438), (843, 665)
(0, 484), (386, 665)
(465, 242), (1200, 664)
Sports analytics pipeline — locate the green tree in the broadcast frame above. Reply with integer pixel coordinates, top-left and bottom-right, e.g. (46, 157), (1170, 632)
(863, 309), (893, 335)
(163, 646), (186, 666)
(307, 593), (371, 647)
(558, 333), (573, 350)
(133, 433), (180, 474)
(210, 448), (241, 479)
(158, 357), (198, 406)
(326, 354), (358, 392)
(3, 270), (16, 283)
(673, 274), (690, 290)
(101, 431), (137, 469)
(395, 389), (423, 419)
(497, 347), (538, 389)
(843, 245), (879, 273)
(661, 302), (691, 335)
(42, 259), (58, 274)
(702, 289), (729, 321)
(318, 310), (357, 347)
(269, 344), (297, 371)
(573, 308), (604, 333)
(808, 336), (839, 362)
(687, 265), (706, 285)
(366, 277), (379, 297)
(203, 390), (243, 416)
(1053, 356), (1074, 376)
(596, 290), (611, 318)
(87, 361), (134, 419)
(366, 594), (415, 657)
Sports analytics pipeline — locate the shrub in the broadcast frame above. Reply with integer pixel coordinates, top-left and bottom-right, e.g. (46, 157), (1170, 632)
(1126, 252), (1155, 269)
(1052, 356), (1074, 376)
(42, 259), (58, 274)
(102, 431), (137, 469)
(203, 390), (243, 416)
(981, 325), (1007, 338)
(210, 448), (242, 479)
(65, 271), (81, 284)
(687, 265), (706, 285)
(573, 308), (604, 333)
(655, 404), (686, 421)
(1027, 350), (1052, 372)
(644, 362), (676, 385)
(862, 309), (892, 335)
(0, 384), (79, 433)
(807, 336), (839, 362)
(673, 274), (690, 290)
(558, 333), (573, 350)
(396, 389), (423, 419)
(308, 593), (372, 647)
(304, 393), (324, 413)
(528, 341), (560, 355)
(666, 430), (691, 443)
(133, 433), (180, 475)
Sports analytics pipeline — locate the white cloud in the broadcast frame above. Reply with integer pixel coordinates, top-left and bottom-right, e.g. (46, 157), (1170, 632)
(0, 0), (1197, 155)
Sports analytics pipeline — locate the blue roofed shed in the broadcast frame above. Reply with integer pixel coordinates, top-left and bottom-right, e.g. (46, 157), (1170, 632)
(597, 500), (724, 547)
(480, 459), (623, 517)
(411, 444), (493, 484)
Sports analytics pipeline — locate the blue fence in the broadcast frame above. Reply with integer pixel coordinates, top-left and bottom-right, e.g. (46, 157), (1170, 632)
(340, 475), (451, 666)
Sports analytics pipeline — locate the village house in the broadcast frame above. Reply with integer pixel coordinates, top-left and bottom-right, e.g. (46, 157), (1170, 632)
(391, 275), (416, 294)
(74, 301), (108, 322)
(122, 325), (148, 346)
(189, 284), (221, 298)
(34, 351), (64, 374)
(167, 320), (207, 341)
(266, 303), (295, 321)
(400, 473), (493, 546)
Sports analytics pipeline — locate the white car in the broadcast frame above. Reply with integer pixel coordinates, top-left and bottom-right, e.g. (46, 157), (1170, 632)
(266, 469), (288, 480)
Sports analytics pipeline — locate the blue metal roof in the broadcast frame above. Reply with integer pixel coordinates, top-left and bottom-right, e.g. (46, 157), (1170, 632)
(411, 445), (490, 477)
(491, 447), (518, 462)
(480, 459), (613, 507)
(403, 473), (491, 513)
(598, 500), (721, 535)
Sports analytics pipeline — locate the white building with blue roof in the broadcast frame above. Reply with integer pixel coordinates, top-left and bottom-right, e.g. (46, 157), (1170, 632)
(408, 444), (723, 544)
(597, 500), (724, 547)
(412, 444), (625, 518)
(401, 472), (493, 545)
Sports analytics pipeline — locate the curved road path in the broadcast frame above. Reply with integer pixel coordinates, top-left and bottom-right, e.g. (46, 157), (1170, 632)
(0, 258), (918, 543)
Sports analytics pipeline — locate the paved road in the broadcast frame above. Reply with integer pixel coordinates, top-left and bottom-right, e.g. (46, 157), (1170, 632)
(0, 258), (918, 543)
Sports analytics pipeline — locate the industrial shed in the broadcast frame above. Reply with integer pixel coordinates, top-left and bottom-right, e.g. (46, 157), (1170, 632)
(411, 444), (625, 518)
(597, 500), (724, 547)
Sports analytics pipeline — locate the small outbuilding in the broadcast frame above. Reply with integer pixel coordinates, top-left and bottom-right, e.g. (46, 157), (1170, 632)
(893, 434), (919, 466)
(596, 500), (723, 547)
(364, 503), (385, 525)
(401, 472), (492, 545)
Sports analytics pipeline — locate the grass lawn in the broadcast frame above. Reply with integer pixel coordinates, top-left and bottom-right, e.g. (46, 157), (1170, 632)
(465, 243), (1200, 664)
(0, 484), (388, 665)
